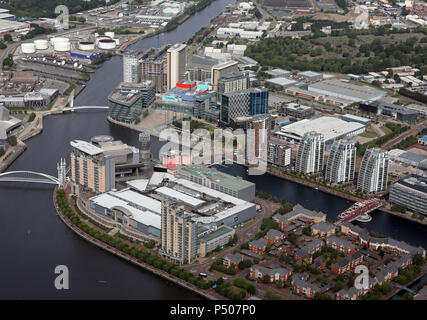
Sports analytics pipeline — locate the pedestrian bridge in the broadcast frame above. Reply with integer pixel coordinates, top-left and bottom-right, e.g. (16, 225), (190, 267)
(334, 198), (384, 226)
(0, 171), (59, 185)
(63, 106), (109, 112)
(0, 159), (67, 188)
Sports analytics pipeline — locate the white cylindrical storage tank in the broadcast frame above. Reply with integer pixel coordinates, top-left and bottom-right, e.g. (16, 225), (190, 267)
(50, 37), (69, 46)
(53, 39), (71, 52)
(78, 41), (95, 51)
(21, 43), (36, 54)
(34, 39), (48, 50)
(105, 31), (115, 38)
(95, 36), (110, 45)
(98, 39), (116, 50)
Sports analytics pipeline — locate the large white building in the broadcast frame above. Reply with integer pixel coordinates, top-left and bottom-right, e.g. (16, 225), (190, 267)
(357, 148), (389, 194)
(167, 43), (187, 90)
(275, 116), (366, 146)
(295, 132), (325, 175)
(308, 79), (386, 102)
(123, 50), (140, 83)
(325, 140), (356, 184)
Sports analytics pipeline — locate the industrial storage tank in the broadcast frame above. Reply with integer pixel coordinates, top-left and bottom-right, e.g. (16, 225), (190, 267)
(98, 39), (116, 50)
(95, 36), (110, 45)
(53, 38), (71, 52)
(78, 41), (95, 51)
(21, 43), (36, 54)
(50, 37), (69, 46)
(34, 39), (48, 50)
(105, 31), (115, 38)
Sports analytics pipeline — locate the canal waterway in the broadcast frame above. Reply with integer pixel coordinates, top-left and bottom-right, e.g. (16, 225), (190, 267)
(0, 0), (235, 299)
(1, 0), (426, 299)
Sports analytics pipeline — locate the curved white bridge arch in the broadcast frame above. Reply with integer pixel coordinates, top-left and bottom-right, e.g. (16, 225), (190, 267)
(0, 171), (59, 185)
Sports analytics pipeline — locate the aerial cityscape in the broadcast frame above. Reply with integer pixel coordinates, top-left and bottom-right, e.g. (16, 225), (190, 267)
(0, 0), (426, 305)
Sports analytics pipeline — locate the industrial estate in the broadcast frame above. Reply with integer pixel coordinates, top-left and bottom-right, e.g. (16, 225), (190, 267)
(0, 0), (426, 302)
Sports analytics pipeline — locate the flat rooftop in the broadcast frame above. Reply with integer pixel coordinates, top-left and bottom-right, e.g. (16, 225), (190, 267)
(266, 77), (297, 86)
(90, 192), (161, 229)
(70, 140), (104, 156)
(309, 79), (386, 101)
(155, 186), (205, 207)
(279, 116), (365, 142)
(179, 165), (254, 191)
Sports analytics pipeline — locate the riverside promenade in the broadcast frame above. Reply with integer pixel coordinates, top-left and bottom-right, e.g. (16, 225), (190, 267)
(53, 187), (221, 300)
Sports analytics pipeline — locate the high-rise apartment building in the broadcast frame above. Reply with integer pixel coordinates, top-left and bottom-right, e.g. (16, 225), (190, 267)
(325, 140), (356, 184)
(211, 60), (239, 91)
(217, 71), (249, 95)
(357, 148), (389, 193)
(167, 43), (187, 90)
(161, 200), (197, 264)
(246, 113), (272, 159)
(70, 140), (115, 195)
(267, 139), (291, 168)
(123, 50), (140, 83)
(295, 132), (325, 175)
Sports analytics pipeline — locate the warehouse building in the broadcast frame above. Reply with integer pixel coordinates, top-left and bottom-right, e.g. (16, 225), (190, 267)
(265, 77), (298, 90)
(308, 80), (386, 102)
(297, 71), (323, 82)
(390, 175), (427, 216)
(275, 116), (366, 147)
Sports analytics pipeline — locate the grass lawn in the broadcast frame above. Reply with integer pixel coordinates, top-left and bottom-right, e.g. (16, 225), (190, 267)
(359, 129), (378, 138)
(380, 125), (393, 135)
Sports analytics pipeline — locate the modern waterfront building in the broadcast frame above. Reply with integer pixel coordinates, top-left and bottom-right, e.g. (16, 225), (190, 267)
(167, 43), (187, 90)
(267, 139), (291, 168)
(357, 148), (389, 194)
(123, 50), (140, 83)
(389, 174), (427, 216)
(0, 105), (21, 143)
(211, 60), (239, 91)
(325, 140), (356, 184)
(308, 79), (386, 102)
(295, 132), (325, 175)
(108, 81), (155, 124)
(88, 188), (162, 241)
(178, 165), (255, 202)
(220, 88), (269, 124)
(245, 113), (272, 159)
(70, 140), (115, 194)
(161, 199), (197, 264)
